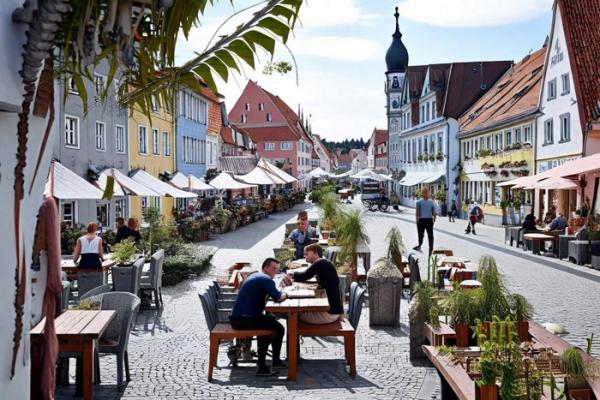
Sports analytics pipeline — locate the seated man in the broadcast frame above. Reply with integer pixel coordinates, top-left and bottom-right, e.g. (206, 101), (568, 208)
(288, 217), (315, 260)
(548, 212), (568, 231)
(229, 258), (287, 376)
(286, 244), (343, 324)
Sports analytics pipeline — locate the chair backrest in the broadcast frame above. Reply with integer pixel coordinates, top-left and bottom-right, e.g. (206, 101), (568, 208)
(56, 281), (72, 315)
(206, 282), (219, 304)
(79, 284), (112, 301)
(338, 275), (347, 307)
(77, 270), (105, 299)
(101, 292), (141, 349)
(347, 282), (358, 317)
(408, 253), (421, 288)
(348, 283), (366, 329)
(148, 249), (165, 288)
(198, 292), (218, 331)
(325, 248), (338, 264)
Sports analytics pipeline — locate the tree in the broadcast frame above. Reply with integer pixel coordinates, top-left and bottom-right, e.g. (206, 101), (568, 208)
(2, 1), (303, 396)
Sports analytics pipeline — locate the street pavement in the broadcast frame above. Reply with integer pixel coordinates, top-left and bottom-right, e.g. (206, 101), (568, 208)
(55, 198), (600, 399)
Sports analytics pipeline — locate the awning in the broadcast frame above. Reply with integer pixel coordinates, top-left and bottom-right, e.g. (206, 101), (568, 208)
(209, 172), (258, 190)
(96, 168), (159, 197)
(545, 153), (600, 178)
(497, 174), (547, 188)
(130, 169), (197, 198)
(235, 166), (285, 185)
(258, 158), (297, 183)
(399, 172), (435, 187)
(308, 167), (330, 178)
(331, 171), (352, 179)
(528, 177), (578, 190)
(170, 172), (214, 191)
(44, 160), (104, 199)
(422, 173), (445, 184)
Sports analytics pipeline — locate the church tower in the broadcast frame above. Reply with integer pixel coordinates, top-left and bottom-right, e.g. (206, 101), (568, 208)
(386, 7), (409, 182)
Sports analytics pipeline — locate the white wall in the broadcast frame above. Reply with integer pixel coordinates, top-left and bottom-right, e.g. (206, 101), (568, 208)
(536, 7), (583, 169)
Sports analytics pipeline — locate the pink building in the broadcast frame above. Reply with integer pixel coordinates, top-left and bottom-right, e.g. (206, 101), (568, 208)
(228, 80), (313, 177)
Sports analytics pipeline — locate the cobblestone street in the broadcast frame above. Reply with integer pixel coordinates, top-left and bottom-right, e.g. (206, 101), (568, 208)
(56, 199), (600, 399)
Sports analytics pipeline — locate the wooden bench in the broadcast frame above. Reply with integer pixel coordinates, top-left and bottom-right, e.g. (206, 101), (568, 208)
(423, 322), (456, 346)
(208, 323), (275, 381)
(297, 317), (357, 376)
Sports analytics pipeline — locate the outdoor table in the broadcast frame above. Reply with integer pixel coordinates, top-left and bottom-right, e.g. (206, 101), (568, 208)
(437, 256), (469, 268)
(31, 310), (116, 400)
(61, 256), (115, 279)
(459, 279), (481, 289)
(265, 296), (329, 381)
(432, 248), (454, 256)
(523, 233), (556, 255)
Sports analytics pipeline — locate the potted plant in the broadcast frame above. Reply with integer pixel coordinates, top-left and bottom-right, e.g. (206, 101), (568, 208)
(478, 255), (511, 322)
(436, 151), (444, 161)
(111, 238), (141, 293)
(386, 226), (405, 273)
(332, 209), (369, 282)
(508, 293), (533, 342)
(112, 238), (137, 266)
(476, 341), (498, 400)
(560, 347), (592, 399)
(320, 192), (339, 231)
(409, 281), (438, 358)
(448, 286), (481, 347)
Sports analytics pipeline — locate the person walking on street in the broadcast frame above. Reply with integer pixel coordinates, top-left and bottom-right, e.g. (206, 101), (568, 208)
(413, 188), (436, 254)
(449, 200), (457, 222)
(465, 202), (483, 235)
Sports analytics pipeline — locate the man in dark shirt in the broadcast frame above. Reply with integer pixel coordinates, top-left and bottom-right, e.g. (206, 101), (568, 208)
(230, 258), (287, 376)
(114, 217), (130, 243)
(286, 244), (343, 324)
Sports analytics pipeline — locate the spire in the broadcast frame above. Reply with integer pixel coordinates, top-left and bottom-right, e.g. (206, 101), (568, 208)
(394, 7), (401, 37)
(385, 6), (409, 73)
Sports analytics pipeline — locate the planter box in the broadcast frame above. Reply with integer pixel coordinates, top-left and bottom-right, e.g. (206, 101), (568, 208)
(517, 320), (529, 342)
(475, 383), (498, 400)
(455, 323), (469, 347)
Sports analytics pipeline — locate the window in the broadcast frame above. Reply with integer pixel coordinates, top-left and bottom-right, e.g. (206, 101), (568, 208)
(245, 102), (250, 111)
(281, 142), (292, 150)
(430, 134), (435, 154)
(547, 78), (557, 100)
(153, 197), (161, 212)
(61, 201), (75, 226)
(524, 125), (532, 143)
(115, 125), (126, 153)
(96, 203), (109, 227)
(151, 95), (159, 112)
(426, 103), (430, 122)
(258, 102), (265, 111)
(544, 118), (554, 144)
(505, 130), (512, 146)
(241, 114), (247, 123)
(64, 115), (79, 148)
(264, 142), (275, 150)
(266, 113), (272, 122)
(68, 77), (78, 95)
(95, 121), (106, 151)
(486, 135), (491, 149)
(141, 197), (148, 213)
(178, 91), (207, 123)
(94, 74), (105, 95)
(437, 132), (443, 153)
(514, 127), (522, 143)
(163, 131), (170, 156)
(152, 129), (160, 155)
(561, 73), (570, 95)
(559, 113), (570, 142)
(182, 136), (205, 164)
(138, 125), (148, 154)
(431, 100), (436, 119)
(420, 105), (425, 123)
(115, 199), (127, 219)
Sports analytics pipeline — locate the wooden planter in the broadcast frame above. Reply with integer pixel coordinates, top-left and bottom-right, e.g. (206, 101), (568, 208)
(475, 383), (498, 400)
(322, 230), (330, 239)
(565, 380), (592, 400)
(516, 320), (529, 342)
(455, 323), (469, 347)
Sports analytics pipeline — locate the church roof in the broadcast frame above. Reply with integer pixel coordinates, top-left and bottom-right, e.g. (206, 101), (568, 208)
(385, 7), (409, 74)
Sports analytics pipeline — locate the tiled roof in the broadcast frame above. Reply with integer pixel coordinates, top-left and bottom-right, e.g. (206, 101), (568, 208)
(443, 61), (513, 119)
(559, 0), (600, 123)
(311, 149), (319, 159)
(199, 85), (223, 103)
(407, 65), (429, 102)
(239, 125), (298, 142)
(374, 129), (388, 145)
(262, 88), (312, 142)
(458, 47), (545, 135)
(338, 153), (354, 164)
(220, 126), (235, 145)
(218, 155), (258, 174)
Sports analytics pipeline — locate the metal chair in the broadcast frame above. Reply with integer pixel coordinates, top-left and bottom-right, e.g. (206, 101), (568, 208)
(139, 249), (164, 307)
(97, 292), (141, 391)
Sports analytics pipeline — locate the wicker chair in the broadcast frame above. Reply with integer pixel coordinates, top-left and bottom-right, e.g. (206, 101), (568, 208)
(77, 270), (106, 300)
(112, 257), (144, 295)
(97, 292), (141, 391)
(79, 284), (112, 301)
(139, 249), (164, 308)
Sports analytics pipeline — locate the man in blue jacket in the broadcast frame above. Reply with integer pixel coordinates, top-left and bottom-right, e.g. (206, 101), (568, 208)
(288, 217), (315, 259)
(229, 258), (287, 376)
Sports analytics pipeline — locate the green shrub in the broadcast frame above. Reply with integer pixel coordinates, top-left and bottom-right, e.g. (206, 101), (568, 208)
(112, 238), (137, 265)
(162, 245), (215, 286)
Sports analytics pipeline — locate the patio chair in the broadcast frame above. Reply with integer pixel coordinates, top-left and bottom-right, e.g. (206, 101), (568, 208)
(297, 282), (366, 376)
(79, 284), (112, 301)
(77, 269), (106, 300)
(97, 292), (141, 391)
(139, 249), (164, 308)
(338, 275), (347, 307)
(112, 257), (144, 295)
(408, 253), (421, 295)
(198, 292), (273, 381)
(56, 280), (71, 315)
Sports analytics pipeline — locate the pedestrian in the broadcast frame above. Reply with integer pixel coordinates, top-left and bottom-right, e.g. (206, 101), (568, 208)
(72, 222), (104, 269)
(441, 201), (447, 218)
(390, 191), (400, 210)
(413, 188), (436, 254)
(449, 200), (457, 222)
(465, 202), (483, 235)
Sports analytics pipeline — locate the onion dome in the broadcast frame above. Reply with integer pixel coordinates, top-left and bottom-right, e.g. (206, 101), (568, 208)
(385, 7), (409, 73)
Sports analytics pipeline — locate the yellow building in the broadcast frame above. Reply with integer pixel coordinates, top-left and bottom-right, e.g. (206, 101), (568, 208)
(457, 48), (545, 226)
(129, 99), (176, 222)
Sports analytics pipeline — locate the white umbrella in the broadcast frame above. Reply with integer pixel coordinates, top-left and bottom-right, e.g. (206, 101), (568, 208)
(235, 166), (285, 185)
(308, 167), (329, 178)
(209, 172), (257, 190)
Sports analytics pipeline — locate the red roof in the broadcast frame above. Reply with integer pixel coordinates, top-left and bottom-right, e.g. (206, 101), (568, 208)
(459, 47), (545, 135)
(374, 129), (388, 145)
(238, 125), (298, 142)
(262, 88), (313, 142)
(338, 153), (354, 164)
(558, 0), (600, 123)
(311, 149), (319, 159)
(220, 126), (235, 145)
(199, 85), (223, 103)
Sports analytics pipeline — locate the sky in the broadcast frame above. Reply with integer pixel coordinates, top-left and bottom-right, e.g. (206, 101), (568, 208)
(175, 0), (554, 141)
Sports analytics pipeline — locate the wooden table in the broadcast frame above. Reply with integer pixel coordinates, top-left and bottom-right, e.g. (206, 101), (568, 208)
(61, 257), (115, 279)
(31, 310), (116, 400)
(523, 233), (556, 255)
(437, 256), (470, 268)
(265, 297), (329, 381)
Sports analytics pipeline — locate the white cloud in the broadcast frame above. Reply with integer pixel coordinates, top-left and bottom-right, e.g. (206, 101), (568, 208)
(397, 0), (552, 27)
(291, 36), (382, 62)
(299, 0), (362, 28)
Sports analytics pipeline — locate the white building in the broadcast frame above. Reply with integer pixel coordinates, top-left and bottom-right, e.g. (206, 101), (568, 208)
(351, 149), (367, 173)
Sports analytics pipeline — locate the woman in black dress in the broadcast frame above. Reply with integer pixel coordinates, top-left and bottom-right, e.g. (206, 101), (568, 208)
(72, 222), (104, 269)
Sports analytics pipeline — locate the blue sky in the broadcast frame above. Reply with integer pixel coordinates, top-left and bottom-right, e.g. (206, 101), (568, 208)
(176, 0), (554, 141)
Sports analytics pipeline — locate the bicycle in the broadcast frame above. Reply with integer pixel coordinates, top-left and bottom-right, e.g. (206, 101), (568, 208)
(365, 197), (390, 212)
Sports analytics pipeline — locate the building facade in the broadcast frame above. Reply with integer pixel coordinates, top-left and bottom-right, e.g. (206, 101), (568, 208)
(128, 97), (176, 222)
(373, 129), (388, 173)
(53, 62), (129, 228)
(458, 48), (545, 226)
(229, 80), (313, 177)
(175, 86), (209, 178)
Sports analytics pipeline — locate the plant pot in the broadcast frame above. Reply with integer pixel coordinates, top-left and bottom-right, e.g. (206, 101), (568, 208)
(516, 320), (529, 342)
(455, 323), (469, 347)
(322, 230), (330, 239)
(475, 383), (498, 400)
(565, 379), (591, 400)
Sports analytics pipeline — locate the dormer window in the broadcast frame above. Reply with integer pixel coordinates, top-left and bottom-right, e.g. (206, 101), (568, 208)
(245, 102), (251, 111)
(258, 102), (265, 111)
